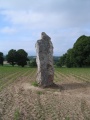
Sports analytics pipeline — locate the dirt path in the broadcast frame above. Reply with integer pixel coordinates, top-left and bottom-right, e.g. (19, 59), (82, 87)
(0, 75), (90, 120)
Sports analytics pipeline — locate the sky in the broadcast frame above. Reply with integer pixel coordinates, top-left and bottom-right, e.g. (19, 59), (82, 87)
(0, 0), (90, 56)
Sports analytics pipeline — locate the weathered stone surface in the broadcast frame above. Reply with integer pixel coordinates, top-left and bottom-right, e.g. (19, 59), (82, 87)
(35, 32), (54, 87)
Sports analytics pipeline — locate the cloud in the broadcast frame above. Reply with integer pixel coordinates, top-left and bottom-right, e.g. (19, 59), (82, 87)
(0, 0), (90, 56)
(0, 0), (90, 29)
(0, 26), (17, 34)
(1, 10), (43, 25)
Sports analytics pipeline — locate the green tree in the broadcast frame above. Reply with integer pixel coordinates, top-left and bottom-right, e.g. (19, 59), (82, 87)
(0, 52), (4, 66)
(73, 35), (90, 67)
(16, 49), (28, 67)
(6, 49), (17, 66)
(65, 49), (76, 67)
(59, 35), (90, 68)
(59, 53), (67, 67)
(29, 58), (37, 67)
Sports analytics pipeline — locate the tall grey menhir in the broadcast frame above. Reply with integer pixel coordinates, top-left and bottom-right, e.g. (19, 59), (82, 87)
(35, 32), (54, 87)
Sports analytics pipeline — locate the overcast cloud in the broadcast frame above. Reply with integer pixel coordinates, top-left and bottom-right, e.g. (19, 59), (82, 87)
(0, 0), (90, 56)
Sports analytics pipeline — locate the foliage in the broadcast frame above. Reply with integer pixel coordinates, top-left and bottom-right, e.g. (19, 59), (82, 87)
(53, 56), (60, 65)
(6, 49), (17, 66)
(73, 35), (90, 67)
(0, 52), (4, 66)
(29, 58), (37, 67)
(59, 35), (90, 67)
(16, 49), (28, 67)
(6, 49), (28, 67)
(59, 53), (67, 67)
(55, 61), (62, 67)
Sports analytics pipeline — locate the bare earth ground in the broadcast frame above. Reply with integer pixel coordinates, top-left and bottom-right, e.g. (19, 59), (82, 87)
(0, 73), (90, 120)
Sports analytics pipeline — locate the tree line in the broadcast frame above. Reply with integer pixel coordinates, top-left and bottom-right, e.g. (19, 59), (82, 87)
(0, 35), (90, 68)
(0, 49), (37, 67)
(58, 35), (90, 67)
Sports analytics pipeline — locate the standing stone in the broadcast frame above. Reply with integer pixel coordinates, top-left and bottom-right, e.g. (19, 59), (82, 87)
(35, 32), (54, 87)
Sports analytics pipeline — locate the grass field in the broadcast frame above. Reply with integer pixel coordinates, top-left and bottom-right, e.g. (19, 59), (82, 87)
(0, 66), (36, 91)
(55, 68), (90, 83)
(0, 66), (90, 120)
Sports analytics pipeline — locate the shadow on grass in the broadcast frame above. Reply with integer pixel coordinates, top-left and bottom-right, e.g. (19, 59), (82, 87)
(46, 82), (90, 91)
(59, 82), (90, 91)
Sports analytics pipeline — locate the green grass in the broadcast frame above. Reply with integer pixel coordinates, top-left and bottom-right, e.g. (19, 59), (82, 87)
(65, 117), (70, 120)
(14, 109), (20, 120)
(36, 91), (44, 95)
(32, 81), (38, 87)
(0, 66), (36, 91)
(55, 68), (90, 82)
(0, 66), (90, 91)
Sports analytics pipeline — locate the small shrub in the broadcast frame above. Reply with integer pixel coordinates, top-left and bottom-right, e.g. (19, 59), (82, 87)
(65, 117), (70, 120)
(32, 81), (38, 87)
(14, 109), (20, 120)
(37, 91), (43, 95)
